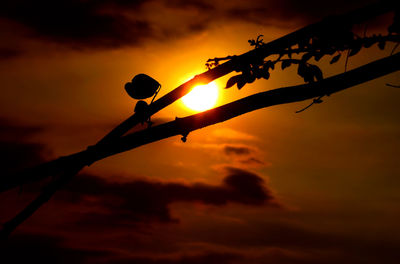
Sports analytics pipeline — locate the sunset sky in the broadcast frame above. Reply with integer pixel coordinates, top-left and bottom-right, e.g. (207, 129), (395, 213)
(1, 0), (400, 263)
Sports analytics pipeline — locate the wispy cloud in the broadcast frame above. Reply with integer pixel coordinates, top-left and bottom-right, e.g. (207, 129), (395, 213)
(212, 128), (257, 141)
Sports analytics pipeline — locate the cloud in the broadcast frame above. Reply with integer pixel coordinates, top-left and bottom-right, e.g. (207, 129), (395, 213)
(7, 220), (400, 264)
(239, 157), (265, 166)
(0, 48), (21, 60)
(212, 128), (257, 141)
(0, 0), (213, 50)
(0, 118), (50, 176)
(221, 0), (380, 27)
(2, 232), (109, 264)
(223, 145), (252, 156)
(56, 167), (276, 225)
(164, 0), (215, 11)
(0, 233), (313, 264)
(100, 251), (243, 264)
(0, 0), (382, 53)
(221, 144), (268, 167)
(0, 0), (152, 49)
(222, 167), (270, 204)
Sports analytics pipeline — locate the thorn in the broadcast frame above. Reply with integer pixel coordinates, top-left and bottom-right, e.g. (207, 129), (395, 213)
(181, 132), (189, 143)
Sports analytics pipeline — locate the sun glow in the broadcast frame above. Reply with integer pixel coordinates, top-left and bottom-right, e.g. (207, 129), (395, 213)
(181, 82), (219, 112)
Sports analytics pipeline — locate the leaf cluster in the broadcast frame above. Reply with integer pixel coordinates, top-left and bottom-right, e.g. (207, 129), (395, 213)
(208, 16), (400, 91)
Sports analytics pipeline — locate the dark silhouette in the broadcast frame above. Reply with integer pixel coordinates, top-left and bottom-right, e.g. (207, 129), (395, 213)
(1, 1), (399, 238)
(125, 74), (161, 100)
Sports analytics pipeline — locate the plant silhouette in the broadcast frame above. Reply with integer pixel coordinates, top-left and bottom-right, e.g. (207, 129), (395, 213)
(1, 1), (399, 239)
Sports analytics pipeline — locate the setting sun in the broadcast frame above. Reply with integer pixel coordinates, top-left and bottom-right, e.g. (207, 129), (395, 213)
(181, 81), (219, 112)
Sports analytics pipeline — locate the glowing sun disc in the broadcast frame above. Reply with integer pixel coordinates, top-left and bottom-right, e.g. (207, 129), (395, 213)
(181, 82), (219, 112)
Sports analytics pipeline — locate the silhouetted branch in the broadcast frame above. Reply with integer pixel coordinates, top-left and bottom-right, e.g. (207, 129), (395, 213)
(0, 166), (83, 239)
(1, 52), (398, 239)
(3, 52), (398, 195)
(3, 1), (394, 195)
(1, 2), (397, 238)
(386, 83), (400, 88)
(99, 1), (394, 144)
(88, 53), (400, 163)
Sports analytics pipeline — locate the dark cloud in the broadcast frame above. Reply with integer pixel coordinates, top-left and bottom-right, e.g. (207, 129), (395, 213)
(223, 145), (252, 156)
(57, 167), (276, 225)
(222, 167), (269, 204)
(0, 118), (50, 176)
(102, 251), (242, 264)
(221, 144), (266, 167)
(1, 232), (109, 264)
(224, 0), (380, 26)
(0, 48), (21, 60)
(6, 221), (400, 264)
(0, 0), (381, 51)
(239, 157), (265, 166)
(164, 0), (215, 11)
(0, 0), (152, 49)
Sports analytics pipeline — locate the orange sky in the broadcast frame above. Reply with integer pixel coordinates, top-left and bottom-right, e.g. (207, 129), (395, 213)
(1, 1), (400, 263)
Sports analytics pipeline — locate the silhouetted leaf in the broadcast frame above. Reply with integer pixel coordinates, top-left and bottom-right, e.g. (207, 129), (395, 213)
(297, 62), (306, 77)
(313, 98), (323, 103)
(325, 48), (335, 55)
(330, 54), (341, 64)
(264, 60), (275, 71)
(363, 38), (375, 48)
(237, 78), (246, 89)
(246, 74), (256, 84)
(349, 42), (362, 57)
(281, 60), (291, 70)
(301, 52), (313, 62)
(298, 38), (309, 49)
(297, 63), (319, 83)
(314, 53), (324, 61)
(310, 65), (323, 81)
(378, 41), (386, 50)
(225, 75), (242, 89)
(255, 35), (264, 48)
(262, 71), (270, 80)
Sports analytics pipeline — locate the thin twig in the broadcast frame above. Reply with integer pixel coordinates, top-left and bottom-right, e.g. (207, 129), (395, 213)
(295, 96), (324, 113)
(81, 53), (400, 164)
(386, 83), (400, 88)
